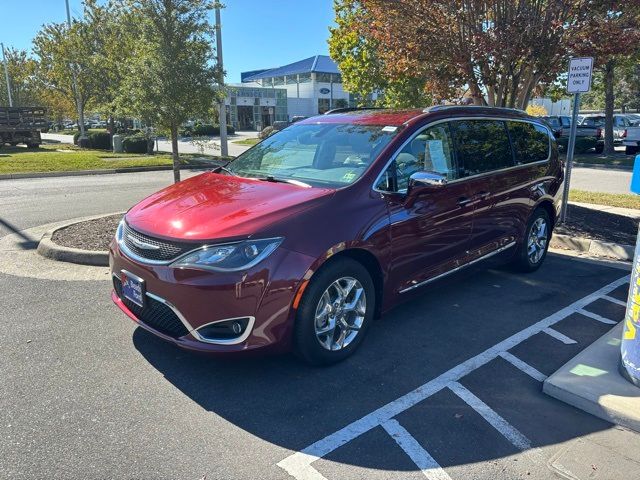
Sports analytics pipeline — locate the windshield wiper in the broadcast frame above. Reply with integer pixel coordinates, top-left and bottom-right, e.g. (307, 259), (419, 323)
(211, 163), (237, 176)
(258, 175), (311, 188)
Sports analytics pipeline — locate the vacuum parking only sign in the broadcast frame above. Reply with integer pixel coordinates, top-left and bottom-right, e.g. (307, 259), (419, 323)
(567, 57), (593, 93)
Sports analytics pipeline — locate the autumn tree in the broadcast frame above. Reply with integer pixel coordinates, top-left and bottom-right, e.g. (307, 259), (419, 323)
(328, 0), (432, 108)
(331, 0), (588, 109)
(570, 0), (640, 154)
(121, 0), (217, 182)
(0, 48), (40, 107)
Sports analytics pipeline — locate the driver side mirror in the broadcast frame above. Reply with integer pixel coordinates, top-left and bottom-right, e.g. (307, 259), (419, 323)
(407, 171), (448, 197)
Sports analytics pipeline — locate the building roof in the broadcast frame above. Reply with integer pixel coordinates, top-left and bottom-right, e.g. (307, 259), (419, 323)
(242, 55), (339, 82)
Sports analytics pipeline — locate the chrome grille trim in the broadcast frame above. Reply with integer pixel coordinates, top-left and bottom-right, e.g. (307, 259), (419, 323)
(117, 221), (197, 265)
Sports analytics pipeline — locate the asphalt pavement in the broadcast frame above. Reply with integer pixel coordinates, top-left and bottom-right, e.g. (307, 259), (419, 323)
(2, 173), (640, 479)
(570, 166), (632, 194)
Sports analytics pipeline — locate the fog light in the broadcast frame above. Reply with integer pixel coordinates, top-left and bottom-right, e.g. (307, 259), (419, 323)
(196, 317), (251, 341)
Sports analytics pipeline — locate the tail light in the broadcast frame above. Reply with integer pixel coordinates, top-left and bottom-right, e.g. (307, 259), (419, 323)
(622, 129), (627, 138)
(596, 128), (602, 138)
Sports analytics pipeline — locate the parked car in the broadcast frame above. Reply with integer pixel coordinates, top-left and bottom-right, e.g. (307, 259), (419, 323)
(579, 114), (633, 145)
(622, 126), (640, 155)
(110, 106), (563, 364)
(541, 115), (601, 153)
(625, 114), (640, 126)
(291, 116), (308, 123)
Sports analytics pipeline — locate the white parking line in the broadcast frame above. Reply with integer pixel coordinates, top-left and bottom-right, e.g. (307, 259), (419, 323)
(498, 352), (548, 382)
(382, 419), (453, 480)
(602, 295), (626, 307)
(577, 308), (617, 325)
(448, 382), (531, 450)
(542, 327), (578, 345)
(277, 275), (629, 480)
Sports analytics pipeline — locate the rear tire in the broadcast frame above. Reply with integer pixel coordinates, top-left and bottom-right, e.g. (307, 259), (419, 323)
(293, 258), (375, 365)
(595, 143), (604, 154)
(511, 208), (551, 273)
(626, 146), (639, 156)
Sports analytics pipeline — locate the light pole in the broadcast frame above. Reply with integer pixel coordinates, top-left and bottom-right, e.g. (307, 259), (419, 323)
(65, 0), (87, 141)
(215, 3), (228, 157)
(1, 43), (13, 107)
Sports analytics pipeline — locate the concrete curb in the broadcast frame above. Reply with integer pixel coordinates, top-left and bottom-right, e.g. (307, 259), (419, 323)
(551, 233), (634, 262)
(572, 162), (633, 171)
(36, 213), (121, 266)
(0, 162), (218, 180)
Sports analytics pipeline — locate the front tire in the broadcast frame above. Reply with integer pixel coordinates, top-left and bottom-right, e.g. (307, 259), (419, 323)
(626, 146), (639, 156)
(293, 258), (375, 365)
(511, 208), (551, 273)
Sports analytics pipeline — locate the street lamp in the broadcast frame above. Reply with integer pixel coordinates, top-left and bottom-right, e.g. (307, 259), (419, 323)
(1, 43), (13, 107)
(215, 3), (228, 157)
(64, 0), (87, 141)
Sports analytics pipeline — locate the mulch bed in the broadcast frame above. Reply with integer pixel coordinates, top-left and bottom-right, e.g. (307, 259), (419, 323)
(556, 204), (637, 246)
(52, 214), (121, 251)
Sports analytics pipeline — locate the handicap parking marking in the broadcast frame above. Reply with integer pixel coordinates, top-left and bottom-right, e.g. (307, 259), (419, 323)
(277, 274), (630, 480)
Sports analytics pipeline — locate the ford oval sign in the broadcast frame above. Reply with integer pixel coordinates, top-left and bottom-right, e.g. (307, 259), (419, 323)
(319, 88), (330, 94)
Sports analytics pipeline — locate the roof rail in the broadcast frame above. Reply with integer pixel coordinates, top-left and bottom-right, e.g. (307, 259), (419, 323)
(424, 105), (527, 114)
(324, 107), (384, 115)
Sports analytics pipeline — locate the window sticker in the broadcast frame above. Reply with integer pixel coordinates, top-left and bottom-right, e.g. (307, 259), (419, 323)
(381, 126), (397, 132)
(342, 171), (357, 182)
(426, 140), (448, 173)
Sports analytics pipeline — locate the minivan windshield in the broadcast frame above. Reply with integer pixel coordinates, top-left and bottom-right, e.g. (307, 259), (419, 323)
(225, 123), (400, 188)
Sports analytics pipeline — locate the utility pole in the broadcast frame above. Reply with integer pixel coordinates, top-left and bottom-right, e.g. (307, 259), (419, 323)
(65, 0), (87, 141)
(215, 3), (228, 157)
(1, 43), (13, 107)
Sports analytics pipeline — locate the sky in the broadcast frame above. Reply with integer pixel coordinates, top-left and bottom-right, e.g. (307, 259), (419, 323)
(0, 0), (336, 83)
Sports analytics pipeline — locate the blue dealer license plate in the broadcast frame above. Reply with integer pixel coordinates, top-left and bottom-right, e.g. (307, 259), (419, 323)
(121, 270), (145, 307)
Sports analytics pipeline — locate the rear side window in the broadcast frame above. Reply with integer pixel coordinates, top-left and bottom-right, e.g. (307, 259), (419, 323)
(452, 120), (514, 177)
(507, 121), (550, 164)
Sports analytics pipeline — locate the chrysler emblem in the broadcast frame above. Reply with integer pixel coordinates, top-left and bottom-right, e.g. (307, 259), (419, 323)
(127, 235), (161, 250)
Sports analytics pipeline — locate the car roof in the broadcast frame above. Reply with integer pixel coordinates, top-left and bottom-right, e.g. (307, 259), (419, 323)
(297, 106), (533, 127)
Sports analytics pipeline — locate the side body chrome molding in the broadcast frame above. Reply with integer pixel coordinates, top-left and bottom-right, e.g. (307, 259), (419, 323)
(399, 241), (517, 294)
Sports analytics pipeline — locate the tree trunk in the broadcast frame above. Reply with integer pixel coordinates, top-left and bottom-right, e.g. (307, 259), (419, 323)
(171, 124), (180, 183)
(604, 60), (615, 155)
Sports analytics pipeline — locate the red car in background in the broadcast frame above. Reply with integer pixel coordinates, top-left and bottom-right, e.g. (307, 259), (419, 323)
(110, 106), (563, 364)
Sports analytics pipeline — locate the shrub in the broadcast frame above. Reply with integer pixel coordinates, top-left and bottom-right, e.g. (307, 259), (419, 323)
(122, 134), (153, 154)
(259, 126), (275, 139)
(557, 136), (598, 153)
(73, 131), (112, 150)
(191, 124), (235, 136)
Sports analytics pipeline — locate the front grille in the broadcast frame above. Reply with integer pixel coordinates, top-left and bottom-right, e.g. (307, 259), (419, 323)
(114, 277), (189, 338)
(122, 223), (196, 262)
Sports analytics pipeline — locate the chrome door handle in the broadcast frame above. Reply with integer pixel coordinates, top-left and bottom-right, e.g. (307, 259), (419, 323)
(457, 197), (472, 206)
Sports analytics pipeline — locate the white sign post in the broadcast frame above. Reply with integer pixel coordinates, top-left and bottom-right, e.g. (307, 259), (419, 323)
(560, 57), (593, 223)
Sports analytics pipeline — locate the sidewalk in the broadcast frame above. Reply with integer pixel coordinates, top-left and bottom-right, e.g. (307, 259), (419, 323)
(42, 131), (255, 157)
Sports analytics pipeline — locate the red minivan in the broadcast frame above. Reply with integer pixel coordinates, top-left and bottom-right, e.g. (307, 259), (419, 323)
(110, 106), (563, 364)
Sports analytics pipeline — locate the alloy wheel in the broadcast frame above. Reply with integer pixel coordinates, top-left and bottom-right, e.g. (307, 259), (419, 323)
(314, 276), (366, 351)
(527, 217), (548, 264)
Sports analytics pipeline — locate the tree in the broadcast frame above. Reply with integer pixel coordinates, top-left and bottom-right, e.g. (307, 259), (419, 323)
(33, 15), (105, 135)
(0, 48), (40, 107)
(570, 0), (640, 154)
(328, 0), (432, 108)
(122, 0), (217, 182)
(331, 0), (588, 109)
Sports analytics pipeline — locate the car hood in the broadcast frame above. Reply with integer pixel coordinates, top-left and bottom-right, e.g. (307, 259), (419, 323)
(125, 172), (334, 241)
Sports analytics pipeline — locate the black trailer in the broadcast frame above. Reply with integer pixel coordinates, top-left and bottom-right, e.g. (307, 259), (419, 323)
(0, 107), (46, 148)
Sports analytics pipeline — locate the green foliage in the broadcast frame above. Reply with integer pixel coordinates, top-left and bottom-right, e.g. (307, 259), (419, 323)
(0, 48), (40, 107)
(122, 134), (152, 154)
(73, 131), (112, 150)
(191, 124), (235, 136)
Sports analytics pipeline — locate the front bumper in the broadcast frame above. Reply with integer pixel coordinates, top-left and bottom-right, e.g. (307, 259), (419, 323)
(109, 239), (316, 354)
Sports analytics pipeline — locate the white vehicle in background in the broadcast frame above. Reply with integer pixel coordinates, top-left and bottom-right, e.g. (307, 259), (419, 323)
(623, 126), (640, 155)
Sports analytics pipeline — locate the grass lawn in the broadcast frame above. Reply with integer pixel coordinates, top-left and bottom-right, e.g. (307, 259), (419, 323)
(0, 143), (222, 174)
(563, 151), (635, 167)
(232, 137), (260, 146)
(570, 189), (640, 210)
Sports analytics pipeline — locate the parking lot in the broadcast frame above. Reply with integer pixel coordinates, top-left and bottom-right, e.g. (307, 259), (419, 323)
(3, 222), (639, 479)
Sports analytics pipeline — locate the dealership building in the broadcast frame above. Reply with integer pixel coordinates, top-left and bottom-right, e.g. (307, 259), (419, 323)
(224, 55), (352, 131)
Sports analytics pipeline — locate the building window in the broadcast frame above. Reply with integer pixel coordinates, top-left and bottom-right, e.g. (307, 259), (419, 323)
(318, 98), (331, 114)
(298, 73), (311, 83)
(333, 74), (342, 83)
(316, 73), (332, 83)
(285, 75), (297, 85)
(273, 76), (285, 86)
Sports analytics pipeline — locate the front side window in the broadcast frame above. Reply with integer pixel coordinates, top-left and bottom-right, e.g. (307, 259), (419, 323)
(507, 121), (550, 164)
(452, 120), (514, 176)
(376, 123), (456, 192)
(227, 123), (399, 188)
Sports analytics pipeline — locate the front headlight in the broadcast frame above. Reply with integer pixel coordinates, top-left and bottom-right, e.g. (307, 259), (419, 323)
(170, 237), (283, 272)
